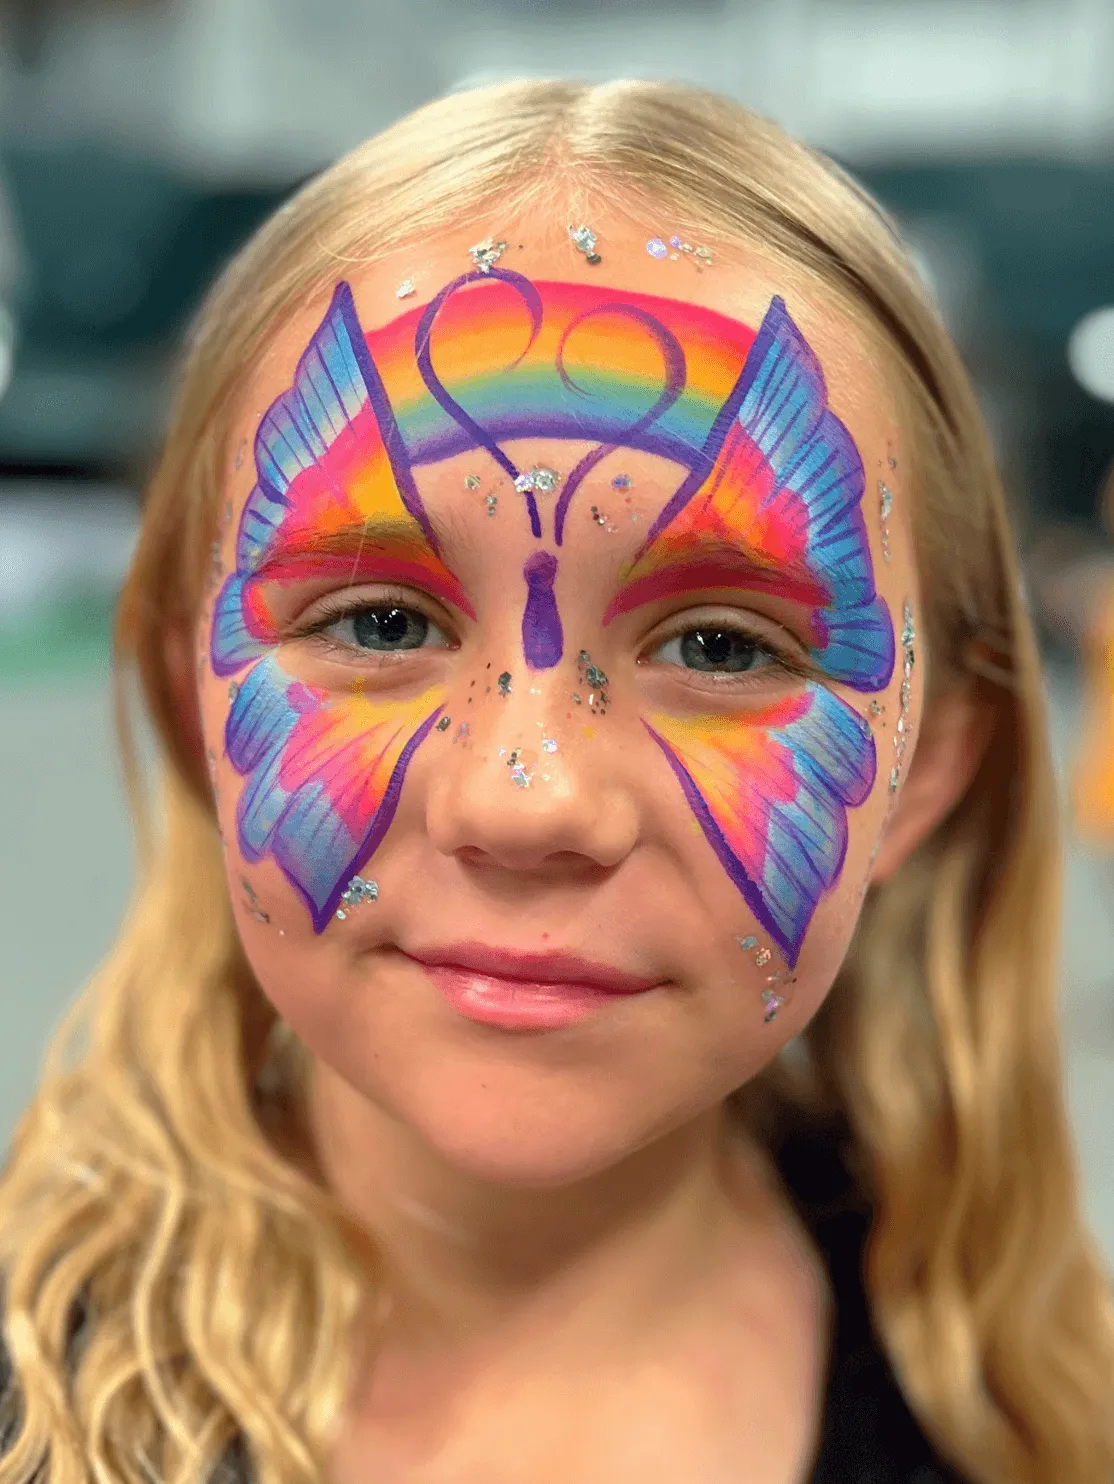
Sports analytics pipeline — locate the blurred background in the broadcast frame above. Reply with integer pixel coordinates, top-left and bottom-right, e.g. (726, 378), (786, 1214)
(0, 0), (1111, 1263)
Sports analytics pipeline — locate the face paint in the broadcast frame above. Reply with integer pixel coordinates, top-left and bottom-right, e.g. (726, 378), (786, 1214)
(215, 275), (891, 952)
(608, 297), (893, 965)
(647, 688), (875, 964)
(211, 283), (453, 930)
(395, 272), (760, 668)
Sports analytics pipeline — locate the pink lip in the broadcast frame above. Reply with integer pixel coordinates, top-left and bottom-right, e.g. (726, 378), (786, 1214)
(405, 943), (662, 1031)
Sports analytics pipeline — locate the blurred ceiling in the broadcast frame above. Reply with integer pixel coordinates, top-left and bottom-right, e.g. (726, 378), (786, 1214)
(0, 0), (1110, 523)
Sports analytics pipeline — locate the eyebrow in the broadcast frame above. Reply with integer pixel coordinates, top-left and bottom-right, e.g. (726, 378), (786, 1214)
(604, 538), (829, 625)
(253, 517), (476, 617)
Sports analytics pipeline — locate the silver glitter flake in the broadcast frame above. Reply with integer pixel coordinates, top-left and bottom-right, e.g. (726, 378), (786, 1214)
(569, 224), (597, 255)
(497, 670), (512, 696)
(470, 237), (508, 273)
(612, 473), (632, 489)
(737, 935), (758, 951)
(436, 715), (451, 731)
(541, 737), (558, 753)
(396, 279), (416, 299)
(889, 600), (916, 794)
(514, 465), (559, 495)
(335, 875), (379, 920)
(485, 493), (498, 516)
(646, 237), (668, 259)
(879, 480), (894, 562)
(240, 878), (270, 924)
(464, 473), (482, 489)
(761, 989), (786, 1024)
(754, 948), (772, 968)
(576, 650), (610, 712)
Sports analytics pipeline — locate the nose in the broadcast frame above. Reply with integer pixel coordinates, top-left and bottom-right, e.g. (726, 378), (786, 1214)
(424, 681), (640, 875)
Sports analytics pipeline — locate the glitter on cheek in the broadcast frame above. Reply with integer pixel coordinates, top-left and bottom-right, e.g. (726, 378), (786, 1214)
(498, 670), (512, 697)
(436, 715), (451, 732)
(396, 279), (416, 300)
(485, 494), (498, 516)
(646, 237), (668, 259)
(240, 878), (270, 924)
(889, 600), (916, 793)
(879, 479), (894, 563)
(464, 473), (482, 490)
(334, 874), (379, 921)
(542, 737), (558, 753)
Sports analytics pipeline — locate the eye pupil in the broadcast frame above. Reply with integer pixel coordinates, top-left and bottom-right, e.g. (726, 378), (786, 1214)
(352, 606), (428, 650)
(679, 628), (761, 672)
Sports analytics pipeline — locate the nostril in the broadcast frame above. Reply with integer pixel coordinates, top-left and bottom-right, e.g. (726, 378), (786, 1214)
(522, 551), (563, 669)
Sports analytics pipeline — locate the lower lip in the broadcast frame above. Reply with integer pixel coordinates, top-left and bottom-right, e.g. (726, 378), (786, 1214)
(423, 963), (653, 1030)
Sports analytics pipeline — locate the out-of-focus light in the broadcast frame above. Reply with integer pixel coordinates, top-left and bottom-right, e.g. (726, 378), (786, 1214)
(1068, 307), (1114, 403)
(0, 304), (13, 404)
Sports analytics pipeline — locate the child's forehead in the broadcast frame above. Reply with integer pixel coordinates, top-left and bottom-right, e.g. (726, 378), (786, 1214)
(227, 222), (904, 542)
(241, 225), (893, 414)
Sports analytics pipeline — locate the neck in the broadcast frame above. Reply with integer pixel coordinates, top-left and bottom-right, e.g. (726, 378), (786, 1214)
(308, 1061), (779, 1346)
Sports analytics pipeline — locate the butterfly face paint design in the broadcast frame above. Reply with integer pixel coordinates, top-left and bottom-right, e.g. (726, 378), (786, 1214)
(213, 278), (892, 954)
(611, 298), (894, 963)
(211, 285), (454, 929)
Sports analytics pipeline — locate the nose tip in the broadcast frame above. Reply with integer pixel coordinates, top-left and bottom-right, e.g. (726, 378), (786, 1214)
(425, 714), (639, 875)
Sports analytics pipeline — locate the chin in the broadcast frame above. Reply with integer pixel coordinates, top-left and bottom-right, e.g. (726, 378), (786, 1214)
(367, 1061), (688, 1190)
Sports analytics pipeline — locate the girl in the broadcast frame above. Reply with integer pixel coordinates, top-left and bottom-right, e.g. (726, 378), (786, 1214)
(1, 80), (1111, 1484)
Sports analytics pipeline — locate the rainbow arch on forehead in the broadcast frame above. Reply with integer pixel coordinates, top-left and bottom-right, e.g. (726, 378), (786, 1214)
(369, 278), (757, 467)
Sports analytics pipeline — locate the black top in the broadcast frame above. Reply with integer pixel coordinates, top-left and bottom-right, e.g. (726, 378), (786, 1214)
(0, 1127), (969, 1483)
(775, 1125), (969, 1483)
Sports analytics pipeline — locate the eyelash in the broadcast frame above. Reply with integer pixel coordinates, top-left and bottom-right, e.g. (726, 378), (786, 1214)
(290, 588), (454, 656)
(645, 614), (810, 683)
(287, 591), (810, 685)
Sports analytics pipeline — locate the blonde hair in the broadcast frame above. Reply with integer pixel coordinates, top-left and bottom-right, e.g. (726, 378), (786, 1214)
(1, 79), (1111, 1484)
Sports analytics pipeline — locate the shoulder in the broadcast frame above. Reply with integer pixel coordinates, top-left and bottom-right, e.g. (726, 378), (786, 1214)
(772, 1122), (971, 1484)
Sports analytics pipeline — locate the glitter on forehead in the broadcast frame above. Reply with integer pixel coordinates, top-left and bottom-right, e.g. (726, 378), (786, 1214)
(396, 279), (416, 300)
(514, 466), (559, 495)
(469, 237), (508, 273)
(569, 225), (601, 264)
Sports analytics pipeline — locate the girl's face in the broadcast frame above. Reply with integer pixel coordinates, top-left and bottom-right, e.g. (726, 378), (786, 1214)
(197, 216), (920, 1186)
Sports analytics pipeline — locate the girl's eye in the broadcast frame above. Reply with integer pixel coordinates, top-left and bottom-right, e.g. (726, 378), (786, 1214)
(316, 604), (450, 654)
(653, 626), (780, 674)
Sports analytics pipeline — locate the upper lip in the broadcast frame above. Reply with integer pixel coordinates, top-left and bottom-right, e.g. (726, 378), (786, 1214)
(405, 942), (661, 995)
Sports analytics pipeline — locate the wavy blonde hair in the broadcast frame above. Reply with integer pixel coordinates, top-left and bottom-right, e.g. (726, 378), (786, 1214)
(1, 79), (1111, 1484)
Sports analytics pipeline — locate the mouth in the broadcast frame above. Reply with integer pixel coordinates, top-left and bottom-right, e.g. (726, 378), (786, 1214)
(404, 942), (663, 1031)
